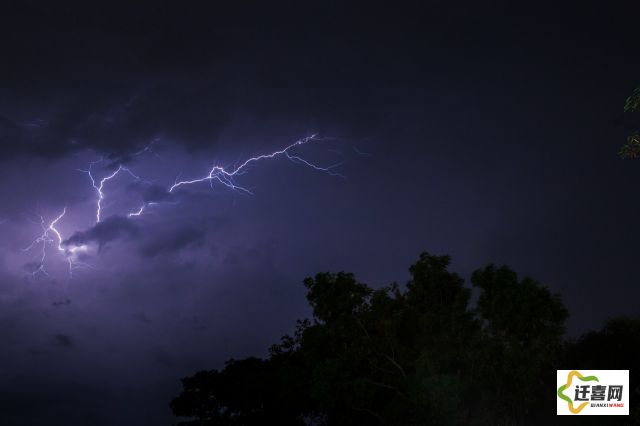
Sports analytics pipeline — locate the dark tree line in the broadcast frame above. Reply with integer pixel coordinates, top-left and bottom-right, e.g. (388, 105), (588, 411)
(170, 253), (640, 425)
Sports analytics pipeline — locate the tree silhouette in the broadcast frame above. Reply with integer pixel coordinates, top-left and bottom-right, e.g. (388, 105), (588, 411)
(171, 252), (639, 425)
(562, 316), (640, 424)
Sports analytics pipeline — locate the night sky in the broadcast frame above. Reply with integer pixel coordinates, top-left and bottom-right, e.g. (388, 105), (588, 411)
(1, 2), (640, 425)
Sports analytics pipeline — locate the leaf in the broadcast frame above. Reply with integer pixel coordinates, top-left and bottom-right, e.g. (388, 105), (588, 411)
(624, 87), (640, 112)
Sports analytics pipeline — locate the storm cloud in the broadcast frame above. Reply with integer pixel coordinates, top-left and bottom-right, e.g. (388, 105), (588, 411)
(63, 216), (140, 249)
(1, 2), (640, 426)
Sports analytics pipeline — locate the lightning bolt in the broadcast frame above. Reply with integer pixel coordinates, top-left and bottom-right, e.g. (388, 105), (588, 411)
(168, 135), (343, 194)
(27, 135), (342, 280)
(79, 161), (141, 223)
(353, 146), (373, 157)
(23, 215), (52, 278)
(127, 204), (147, 218)
(131, 138), (162, 159)
(127, 202), (160, 218)
(23, 207), (89, 279)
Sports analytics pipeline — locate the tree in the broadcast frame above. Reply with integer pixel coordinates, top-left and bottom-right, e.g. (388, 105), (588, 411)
(169, 357), (306, 425)
(562, 316), (640, 424)
(619, 87), (640, 158)
(471, 265), (568, 423)
(171, 252), (573, 425)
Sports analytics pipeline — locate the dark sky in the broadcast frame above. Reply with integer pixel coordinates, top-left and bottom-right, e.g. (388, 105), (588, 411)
(1, 2), (640, 425)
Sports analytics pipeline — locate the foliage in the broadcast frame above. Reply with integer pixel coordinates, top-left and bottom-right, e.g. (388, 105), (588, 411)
(171, 253), (639, 425)
(624, 88), (640, 113)
(619, 132), (640, 159)
(561, 317), (640, 424)
(620, 87), (640, 158)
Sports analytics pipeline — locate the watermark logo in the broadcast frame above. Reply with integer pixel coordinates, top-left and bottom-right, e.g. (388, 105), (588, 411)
(557, 370), (629, 415)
